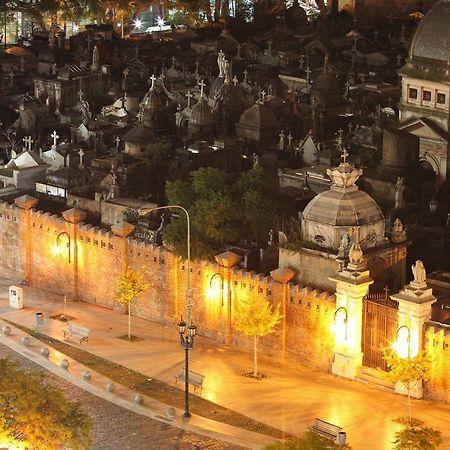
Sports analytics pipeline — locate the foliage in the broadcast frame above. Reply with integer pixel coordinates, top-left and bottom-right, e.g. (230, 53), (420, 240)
(393, 426), (442, 450)
(234, 295), (281, 377)
(0, 358), (92, 450)
(380, 347), (433, 421)
(163, 167), (278, 259)
(264, 430), (351, 450)
(115, 267), (150, 339)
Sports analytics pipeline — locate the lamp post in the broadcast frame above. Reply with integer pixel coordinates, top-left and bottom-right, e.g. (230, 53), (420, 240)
(177, 316), (197, 418)
(56, 231), (71, 263)
(138, 205), (194, 418)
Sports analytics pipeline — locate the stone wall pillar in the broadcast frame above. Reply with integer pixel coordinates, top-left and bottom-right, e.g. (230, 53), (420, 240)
(111, 222), (135, 270)
(215, 251), (241, 344)
(390, 260), (436, 399)
(14, 195), (38, 285)
(329, 255), (373, 380)
(270, 267), (296, 361)
(62, 208), (87, 302)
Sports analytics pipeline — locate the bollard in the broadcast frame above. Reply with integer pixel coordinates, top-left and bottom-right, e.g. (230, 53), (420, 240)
(134, 394), (144, 405)
(60, 359), (69, 370)
(166, 407), (176, 419)
(20, 336), (30, 347)
(2, 326), (11, 336)
(106, 382), (114, 393)
(82, 371), (91, 381)
(40, 348), (50, 358)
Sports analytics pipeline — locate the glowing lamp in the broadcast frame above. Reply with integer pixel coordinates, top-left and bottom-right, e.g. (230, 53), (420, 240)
(157, 17), (165, 27)
(395, 325), (411, 359)
(133, 19), (143, 30)
(73, 24), (79, 33)
(333, 306), (348, 344)
(209, 272), (224, 306)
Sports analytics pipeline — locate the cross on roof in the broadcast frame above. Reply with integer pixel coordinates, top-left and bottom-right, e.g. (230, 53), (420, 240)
(261, 90), (266, 102)
(186, 90), (193, 107)
(115, 136), (121, 147)
(232, 75), (238, 86)
(50, 130), (59, 147)
(287, 132), (293, 147)
(23, 136), (33, 152)
(149, 74), (157, 89)
(341, 147), (349, 164)
(243, 69), (248, 81)
(198, 79), (206, 98)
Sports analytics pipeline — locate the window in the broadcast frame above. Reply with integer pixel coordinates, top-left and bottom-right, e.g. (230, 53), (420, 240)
(422, 90), (432, 102)
(409, 88), (418, 99)
(437, 93), (446, 105)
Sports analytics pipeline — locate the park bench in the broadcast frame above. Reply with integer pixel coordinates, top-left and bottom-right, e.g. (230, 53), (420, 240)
(312, 418), (345, 445)
(174, 368), (205, 393)
(63, 323), (90, 344)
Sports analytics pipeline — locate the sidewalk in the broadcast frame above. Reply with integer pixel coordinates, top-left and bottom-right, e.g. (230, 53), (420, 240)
(1, 278), (450, 450)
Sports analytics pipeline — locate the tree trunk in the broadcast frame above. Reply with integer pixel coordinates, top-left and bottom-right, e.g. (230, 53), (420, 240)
(253, 335), (259, 377)
(407, 382), (412, 423)
(315, 0), (328, 17)
(214, 0), (221, 21)
(128, 302), (131, 340)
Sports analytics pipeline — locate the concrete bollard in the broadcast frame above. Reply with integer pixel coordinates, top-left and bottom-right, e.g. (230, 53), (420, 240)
(134, 394), (144, 405)
(59, 359), (69, 370)
(40, 348), (50, 358)
(106, 382), (115, 393)
(2, 326), (11, 336)
(82, 371), (91, 381)
(166, 407), (176, 419)
(20, 336), (30, 347)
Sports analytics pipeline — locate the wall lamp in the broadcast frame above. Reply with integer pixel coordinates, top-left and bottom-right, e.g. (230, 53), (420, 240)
(334, 306), (348, 341)
(210, 272), (224, 306)
(54, 231), (71, 263)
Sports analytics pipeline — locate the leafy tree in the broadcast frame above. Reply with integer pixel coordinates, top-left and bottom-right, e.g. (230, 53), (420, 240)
(381, 348), (432, 422)
(0, 358), (92, 449)
(393, 425), (442, 450)
(115, 267), (149, 340)
(234, 296), (281, 377)
(264, 430), (351, 450)
(164, 167), (278, 259)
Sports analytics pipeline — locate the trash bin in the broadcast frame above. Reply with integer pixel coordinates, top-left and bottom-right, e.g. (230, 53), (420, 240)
(336, 431), (347, 446)
(35, 312), (43, 329)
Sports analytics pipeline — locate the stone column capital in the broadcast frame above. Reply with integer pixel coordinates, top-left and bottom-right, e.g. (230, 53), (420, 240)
(14, 195), (38, 211)
(62, 208), (87, 224)
(214, 251), (241, 269)
(111, 221), (135, 238)
(270, 267), (296, 284)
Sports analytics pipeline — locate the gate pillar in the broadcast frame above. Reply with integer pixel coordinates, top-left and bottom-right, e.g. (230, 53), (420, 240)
(390, 260), (436, 398)
(329, 247), (373, 380)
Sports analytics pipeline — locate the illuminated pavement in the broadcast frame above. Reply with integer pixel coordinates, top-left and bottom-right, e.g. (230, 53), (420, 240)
(1, 278), (449, 450)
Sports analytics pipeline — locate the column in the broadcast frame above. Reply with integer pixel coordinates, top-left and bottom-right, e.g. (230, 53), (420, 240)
(14, 195), (38, 285)
(329, 253), (373, 380)
(390, 260), (436, 399)
(270, 267), (296, 362)
(111, 221), (135, 270)
(215, 250), (241, 344)
(62, 208), (87, 302)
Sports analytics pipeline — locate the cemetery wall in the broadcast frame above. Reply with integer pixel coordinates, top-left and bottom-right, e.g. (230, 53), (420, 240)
(424, 322), (450, 403)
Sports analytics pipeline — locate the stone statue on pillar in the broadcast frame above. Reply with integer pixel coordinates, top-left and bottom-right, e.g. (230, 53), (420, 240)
(411, 260), (426, 286)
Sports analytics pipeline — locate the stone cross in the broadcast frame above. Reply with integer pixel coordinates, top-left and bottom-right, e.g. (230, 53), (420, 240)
(336, 128), (344, 145)
(198, 79), (206, 98)
(159, 72), (165, 83)
(396, 54), (402, 66)
(78, 88), (84, 102)
(345, 79), (351, 97)
(360, 73), (366, 84)
(305, 66), (311, 83)
(78, 149), (85, 169)
(341, 146), (349, 164)
(195, 59), (200, 74)
(186, 90), (193, 108)
(115, 136), (121, 148)
(50, 130), (59, 148)
(243, 69), (248, 82)
(261, 90), (266, 102)
(23, 136), (33, 152)
(287, 132), (293, 149)
(149, 74), (157, 89)
(171, 56), (176, 67)
(299, 54), (305, 69)
(348, 122), (353, 134)
(137, 108), (144, 123)
(232, 75), (238, 86)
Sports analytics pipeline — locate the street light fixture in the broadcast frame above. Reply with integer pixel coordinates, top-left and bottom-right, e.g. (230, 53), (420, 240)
(138, 205), (194, 418)
(177, 315), (197, 418)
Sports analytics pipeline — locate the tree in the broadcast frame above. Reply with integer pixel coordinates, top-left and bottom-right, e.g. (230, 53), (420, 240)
(234, 296), (281, 377)
(393, 425), (442, 450)
(115, 267), (149, 340)
(380, 348), (433, 422)
(264, 430), (351, 450)
(0, 359), (92, 449)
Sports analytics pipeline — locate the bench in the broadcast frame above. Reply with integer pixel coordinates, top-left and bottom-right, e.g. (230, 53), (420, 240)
(174, 368), (205, 393)
(312, 418), (345, 445)
(63, 323), (90, 344)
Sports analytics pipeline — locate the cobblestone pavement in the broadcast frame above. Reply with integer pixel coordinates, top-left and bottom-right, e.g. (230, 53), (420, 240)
(0, 344), (246, 450)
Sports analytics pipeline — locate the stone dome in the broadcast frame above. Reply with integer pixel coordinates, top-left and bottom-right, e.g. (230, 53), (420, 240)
(238, 103), (278, 130)
(409, 0), (450, 64)
(142, 87), (165, 113)
(191, 97), (213, 126)
(301, 160), (385, 251)
(286, 0), (307, 26)
(215, 82), (249, 112)
(313, 68), (340, 94)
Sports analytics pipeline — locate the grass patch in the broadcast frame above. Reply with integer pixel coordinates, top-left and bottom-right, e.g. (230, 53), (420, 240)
(117, 335), (144, 342)
(6, 320), (286, 439)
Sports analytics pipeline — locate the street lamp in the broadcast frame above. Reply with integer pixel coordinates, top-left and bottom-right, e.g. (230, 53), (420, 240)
(54, 231), (71, 263)
(177, 316), (197, 418)
(138, 205), (194, 418)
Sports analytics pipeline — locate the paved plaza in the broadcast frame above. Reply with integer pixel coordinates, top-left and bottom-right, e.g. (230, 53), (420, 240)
(1, 277), (450, 450)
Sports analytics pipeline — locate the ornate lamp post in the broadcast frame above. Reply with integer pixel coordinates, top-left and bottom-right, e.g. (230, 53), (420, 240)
(177, 316), (197, 418)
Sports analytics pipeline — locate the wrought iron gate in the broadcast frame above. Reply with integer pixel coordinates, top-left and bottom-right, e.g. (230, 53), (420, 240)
(362, 293), (398, 370)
